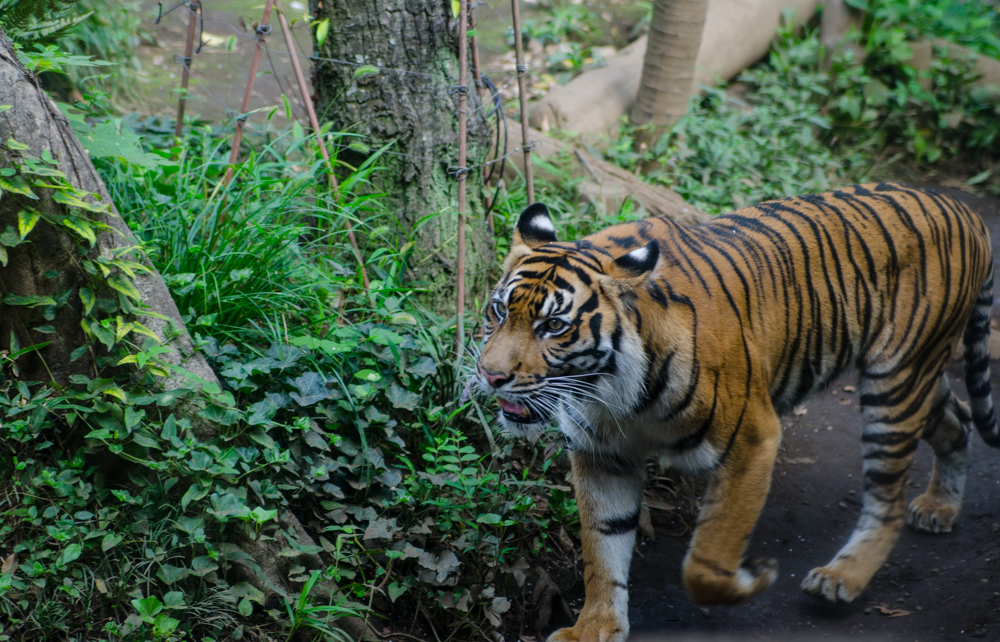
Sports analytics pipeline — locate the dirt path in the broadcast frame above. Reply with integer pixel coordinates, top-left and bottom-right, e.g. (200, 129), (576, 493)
(553, 189), (1000, 642)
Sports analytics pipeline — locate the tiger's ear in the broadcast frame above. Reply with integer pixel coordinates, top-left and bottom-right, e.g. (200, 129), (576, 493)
(504, 203), (557, 271)
(610, 240), (659, 283)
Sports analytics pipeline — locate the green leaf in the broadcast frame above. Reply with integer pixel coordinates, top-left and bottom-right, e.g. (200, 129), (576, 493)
(248, 427), (276, 449)
(68, 118), (165, 170)
(0, 245), (6, 268)
(4, 293), (56, 307)
(249, 506), (278, 525)
(0, 174), (38, 199)
(56, 543), (83, 567)
(17, 209), (40, 238)
(156, 563), (190, 585)
(107, 274), (142, 301)
(131, 595), (163, 623)
(354, 369), (381, 382)
(388, 581), (408, 602)
(451, 0), (460, 18)
(101, 533), (123, 552)
(967, 169), (992, 186)
(79, 287), (95, 315)
(52, 189), (109, 213)
(238, 596), (253, 617)
(189, 556), (219, 577)
(315, 18), (330, 47)
(153, 614), (180, 637)
(180, 483), (209, 510)
(163, 591), (186, 609)
(6, 138), (29, 151)
(0, 105), (10, 112)
(61, 216), (97, 246)
(386, 383), (420, 411)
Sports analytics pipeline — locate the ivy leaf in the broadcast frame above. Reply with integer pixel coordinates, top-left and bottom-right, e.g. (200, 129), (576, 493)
(0, 174), (38, 199)
(61, 216), (97, 246)
(52, 189), (109, 213)
(364, 517), (396, 541)
(17, 209), (40, 239)
(101, 533), (123, 552)
(79, 287), (95, 316)
(107, 274), (142, 301)
(156, 564), (190, 585)
(386, 383), (420, 411)
(131, 595), (163, 623)
(55, 543), (83, 567)
(4, 293), (56, 307)
(288, 371), (330, 407)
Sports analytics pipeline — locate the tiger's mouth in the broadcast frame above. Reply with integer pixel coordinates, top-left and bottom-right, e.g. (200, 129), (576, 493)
(497, 397), (548, 424)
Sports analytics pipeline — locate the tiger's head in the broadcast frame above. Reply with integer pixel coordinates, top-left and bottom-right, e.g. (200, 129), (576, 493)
(475, 203), (660, 435)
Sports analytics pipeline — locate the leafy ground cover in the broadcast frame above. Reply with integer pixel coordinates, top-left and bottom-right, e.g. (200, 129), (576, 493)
(605, 0), (1000, 213)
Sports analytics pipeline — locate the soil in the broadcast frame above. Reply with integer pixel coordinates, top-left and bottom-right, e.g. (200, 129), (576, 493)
(545, 188), (1000, 642)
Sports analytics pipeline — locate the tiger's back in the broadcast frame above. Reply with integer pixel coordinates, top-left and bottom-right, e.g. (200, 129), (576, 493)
(475, 183), (997, 642)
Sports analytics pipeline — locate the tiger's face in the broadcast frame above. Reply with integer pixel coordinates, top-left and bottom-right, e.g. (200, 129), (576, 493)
(476, 204), (659, 435)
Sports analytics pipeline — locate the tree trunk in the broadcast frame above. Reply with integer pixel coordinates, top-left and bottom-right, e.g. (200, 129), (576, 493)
(631, 0), (710, 147)
(310, 0), (495, 313)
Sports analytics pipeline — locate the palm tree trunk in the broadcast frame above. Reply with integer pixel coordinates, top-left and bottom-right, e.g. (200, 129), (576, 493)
(631, 0), (710, 148)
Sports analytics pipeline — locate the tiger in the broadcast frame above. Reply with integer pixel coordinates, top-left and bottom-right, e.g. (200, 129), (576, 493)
(473, 183), (998, 642)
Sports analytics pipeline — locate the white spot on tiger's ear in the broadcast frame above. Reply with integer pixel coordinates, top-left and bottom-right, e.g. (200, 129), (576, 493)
(629, 246), (648, 263)
(530, 214), (555, 233)
(613, 240), (659, 277)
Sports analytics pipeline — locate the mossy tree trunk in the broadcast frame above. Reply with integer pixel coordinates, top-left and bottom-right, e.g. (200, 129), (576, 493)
(309, 0), (495, 313)
(0, 33), (215, 392)
(631, 0), (709, 149)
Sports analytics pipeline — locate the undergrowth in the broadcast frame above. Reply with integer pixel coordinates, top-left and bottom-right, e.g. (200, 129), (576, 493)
(0, 78), (576, 642)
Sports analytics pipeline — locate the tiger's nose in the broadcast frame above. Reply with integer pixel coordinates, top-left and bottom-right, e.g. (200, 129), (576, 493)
(481, 368), (513, 389)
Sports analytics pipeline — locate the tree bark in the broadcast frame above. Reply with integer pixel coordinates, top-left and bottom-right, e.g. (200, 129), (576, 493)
(309, 0), (495, 313)
(631, 0), (710, 147)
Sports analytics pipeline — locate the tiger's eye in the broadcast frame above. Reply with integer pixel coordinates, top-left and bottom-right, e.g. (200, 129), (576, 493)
(493, 301), (508, 319)
(545, 318), (566, 333)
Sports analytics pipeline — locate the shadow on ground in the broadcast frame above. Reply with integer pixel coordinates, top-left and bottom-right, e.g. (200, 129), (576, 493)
(551, 188), (1000, 642)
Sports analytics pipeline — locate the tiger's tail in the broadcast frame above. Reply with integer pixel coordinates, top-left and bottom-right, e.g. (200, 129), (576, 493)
(964, 263), (1000, 448)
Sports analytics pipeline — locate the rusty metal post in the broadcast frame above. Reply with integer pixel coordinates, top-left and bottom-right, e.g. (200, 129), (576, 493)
(174, 0), (199, 138)
(455, 0), (470, 357)
(223, 0), (275, 187)
(510, 0), (535, 204)
(274, 0), (369, 289)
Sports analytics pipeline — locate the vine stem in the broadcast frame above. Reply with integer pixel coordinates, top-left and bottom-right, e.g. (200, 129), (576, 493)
(273, 0), (369, 290)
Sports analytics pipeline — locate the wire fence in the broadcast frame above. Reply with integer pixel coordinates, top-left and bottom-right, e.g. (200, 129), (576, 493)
(151, 0), (537, 340)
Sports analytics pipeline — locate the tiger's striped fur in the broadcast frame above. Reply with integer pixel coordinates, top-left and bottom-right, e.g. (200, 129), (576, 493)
(475, 183), (997, 642)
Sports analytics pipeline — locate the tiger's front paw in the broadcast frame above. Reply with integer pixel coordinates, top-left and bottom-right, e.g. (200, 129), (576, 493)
(682, 555), (777, 605)
(546, 612), (628, 642)
(801, 565), (865, 603)
(907, 493), (959, 534)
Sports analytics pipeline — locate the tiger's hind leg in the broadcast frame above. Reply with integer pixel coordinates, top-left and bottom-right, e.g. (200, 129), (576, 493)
(802, 363), (944, 603)
(907, 377), (972, 534)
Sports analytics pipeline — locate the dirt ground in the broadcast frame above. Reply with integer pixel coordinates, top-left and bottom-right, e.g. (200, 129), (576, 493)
(541, 188), (1000, 642)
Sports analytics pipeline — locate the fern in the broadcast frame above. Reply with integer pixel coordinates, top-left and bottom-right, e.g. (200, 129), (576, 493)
(0, 0), (87, 44)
